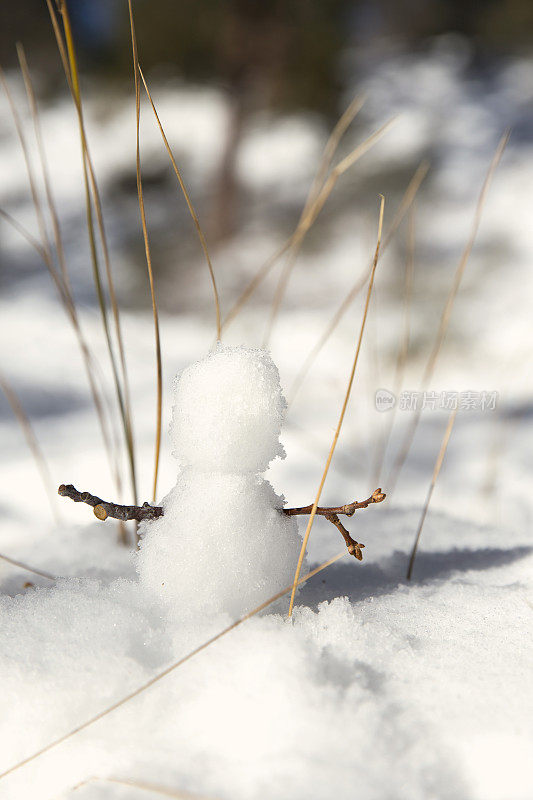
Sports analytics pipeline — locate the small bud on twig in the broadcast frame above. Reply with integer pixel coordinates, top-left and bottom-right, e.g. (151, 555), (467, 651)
(58, 484), (163, 522)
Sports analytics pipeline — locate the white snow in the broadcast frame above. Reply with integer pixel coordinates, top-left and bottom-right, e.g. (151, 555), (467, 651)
(168, 344), (287, 473)
(1, 527), (531, 800)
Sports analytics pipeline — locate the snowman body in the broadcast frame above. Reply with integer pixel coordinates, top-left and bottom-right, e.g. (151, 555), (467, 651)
(136, 345), (304, 620)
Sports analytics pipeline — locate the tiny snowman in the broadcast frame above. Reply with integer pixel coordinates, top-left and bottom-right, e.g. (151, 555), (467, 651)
(136, 344), (305, 621)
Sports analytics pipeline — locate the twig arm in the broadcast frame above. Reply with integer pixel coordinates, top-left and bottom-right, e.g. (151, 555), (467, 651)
(283, 488), (385, 560)
(325, 513), (364, 561)
(58, 484), (163, 522)
(58, 484), (385, 558)
(284, 488), (385, 517)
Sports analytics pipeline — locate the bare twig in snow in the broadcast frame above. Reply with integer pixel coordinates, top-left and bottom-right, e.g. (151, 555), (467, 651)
(284, 488), (385, 518)
(57, 482), (384, 558)
(58, 484), (162, 523)
(285, 489), (385, 560)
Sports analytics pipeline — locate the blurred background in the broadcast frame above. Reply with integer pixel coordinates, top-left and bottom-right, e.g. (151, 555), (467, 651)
(0, 0), (532, 567)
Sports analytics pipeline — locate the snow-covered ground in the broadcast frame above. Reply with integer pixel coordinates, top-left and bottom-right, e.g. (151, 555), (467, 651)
(0, 37), (532, 800)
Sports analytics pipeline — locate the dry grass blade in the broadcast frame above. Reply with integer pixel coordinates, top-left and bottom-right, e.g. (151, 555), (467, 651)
(0, 551), (56, 582)
(0, 207), (46, 258)
(64, 5), (138, 504)
(0, 207), (122, 498)
(263, 118), (395, 345)
(372, 204), (416, 484)
(12, 44), (124, 500)
(221, 96), (367, 333)
(221, 236), (293, 333)
(16, 43), (70, 291)
(287, 265), (370, 408)
(47, 0), (138, 515)
(305, 94), (366, 211)
(287, 196), (385, 618)
(287, 161), (428, 406)
(0, 66), (54, 273)
(0, 549), (348, 782)
(137, 65), (221, 341)
(71, 775), (220, 798)
(127, 1), (163, 503)
(406, 408), (457, 580)
(386, 133), (509, 494)
(0, 371), (59, 524)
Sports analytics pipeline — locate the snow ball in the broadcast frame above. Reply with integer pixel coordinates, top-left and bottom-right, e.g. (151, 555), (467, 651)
(169, 344), (286, 473)
(137, 470), (305, 620)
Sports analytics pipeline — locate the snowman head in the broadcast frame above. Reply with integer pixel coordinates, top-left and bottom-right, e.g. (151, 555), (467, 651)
(169, 345), (287, 473)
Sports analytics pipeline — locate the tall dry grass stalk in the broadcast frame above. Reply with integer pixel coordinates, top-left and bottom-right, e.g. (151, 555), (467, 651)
(406, 408), (457, 580)
(287, 161), (428, 406)
(371, 204), (416, 484)
(11, 46), (124, 486)
(0, 72), (126, 518)
(262, 119), (395, 346)
(16, 44), (69, 290)
(385, 132), (509, 494)
(136, 66), (221, 341)
(46, 0), (138, 518)
(219, 96), (366, 334)
(0, 207), (122, 500)
(0, 371), (58, 525)
(222, 112), (394, 334)
(127, 0), (163, 503)
(287, 196), (385, 617)
(127, 0), (225, 491)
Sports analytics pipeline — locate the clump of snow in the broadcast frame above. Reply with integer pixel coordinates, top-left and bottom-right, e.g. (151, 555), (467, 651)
(137, 470), (302, 620)
(137, 345), (305, 620)
(169, 343), (287, 473)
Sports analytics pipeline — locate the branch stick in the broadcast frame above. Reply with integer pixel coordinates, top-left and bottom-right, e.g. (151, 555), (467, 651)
(286, 488), (385, 560)
(285, 488), (385, 518)
(58, 484), (384, 557)
(58, 484), (162, 522)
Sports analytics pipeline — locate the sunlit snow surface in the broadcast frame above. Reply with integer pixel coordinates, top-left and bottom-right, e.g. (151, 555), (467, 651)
(1, 38), (532, 800)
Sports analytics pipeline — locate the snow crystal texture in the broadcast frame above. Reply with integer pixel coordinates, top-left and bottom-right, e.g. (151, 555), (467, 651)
(169, 343), (286, 473)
